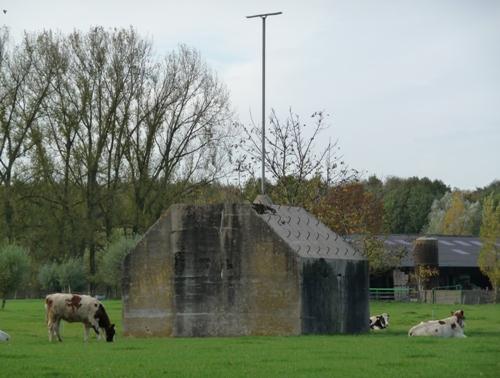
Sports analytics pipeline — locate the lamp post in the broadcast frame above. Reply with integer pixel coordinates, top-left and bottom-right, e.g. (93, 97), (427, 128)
(246, 11), (282, 195)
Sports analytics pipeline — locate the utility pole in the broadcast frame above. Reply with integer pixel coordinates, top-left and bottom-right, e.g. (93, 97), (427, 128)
(246, 11), (282, 195)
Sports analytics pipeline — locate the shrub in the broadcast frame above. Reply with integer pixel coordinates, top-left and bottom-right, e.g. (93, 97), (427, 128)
(38, 258), (87, 294)
(38, 262), (61, 293)
(98, 235), (139, 296)
(58, 258), (87, 293)
(0, 244), (30, 309)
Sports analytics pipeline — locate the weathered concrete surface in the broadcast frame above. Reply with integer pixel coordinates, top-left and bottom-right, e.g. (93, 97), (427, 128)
(123, 202), (369, 337)
(301, 258), (369, 334)
(123, 203), (301, 337)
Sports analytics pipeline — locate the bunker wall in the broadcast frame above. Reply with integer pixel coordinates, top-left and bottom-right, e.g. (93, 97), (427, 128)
(301, 258), (370, 334)
(123, 203), (301, 337)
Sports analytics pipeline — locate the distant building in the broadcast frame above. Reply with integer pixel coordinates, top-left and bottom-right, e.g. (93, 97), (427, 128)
(370, 235), (491, 290)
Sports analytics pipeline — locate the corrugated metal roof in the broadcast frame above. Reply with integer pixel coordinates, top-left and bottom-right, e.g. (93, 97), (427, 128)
(383, 235), (483, 268)
(255, 205), (364, 261)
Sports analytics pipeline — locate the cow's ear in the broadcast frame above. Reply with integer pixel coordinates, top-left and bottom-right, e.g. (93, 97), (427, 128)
(111, 324), (115, 329)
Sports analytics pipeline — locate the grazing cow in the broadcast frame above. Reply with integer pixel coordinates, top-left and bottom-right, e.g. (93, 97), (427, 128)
(408, 309), (466, 338)
(370, 313), (390, 330)
(45, 293), (115, 342)
(0, 330), (10, 342)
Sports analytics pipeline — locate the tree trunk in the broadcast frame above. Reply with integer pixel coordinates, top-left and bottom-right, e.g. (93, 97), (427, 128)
(133, 191), (146, 234)
(3, 185), (14, 242)
(89, 243), (96, 295)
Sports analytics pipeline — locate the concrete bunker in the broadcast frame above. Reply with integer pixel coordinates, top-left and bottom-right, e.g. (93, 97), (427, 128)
(122, 202), (369, 337)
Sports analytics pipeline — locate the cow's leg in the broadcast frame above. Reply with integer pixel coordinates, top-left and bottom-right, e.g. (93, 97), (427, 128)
(54, 319), (63, 342)
(48, 315), (59, 342)
(83, 323), (91, 342)
(90, 319), (101, 340)
(47, 318), (54, 342)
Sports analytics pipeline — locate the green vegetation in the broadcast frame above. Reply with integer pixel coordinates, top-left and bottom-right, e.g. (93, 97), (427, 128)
(0, 243), (30, 308)
(1, 300), (499, 377)
(382, 177), (449, 234)
(478, 194), (500, 296)
(1, 26), (499, 294)
(97, 235), (140, 297)
(425, 191), (482, 236)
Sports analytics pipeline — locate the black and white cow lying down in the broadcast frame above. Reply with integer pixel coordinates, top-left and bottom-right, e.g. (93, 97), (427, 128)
(0, 329), (10, 342)
(45, 293), (115, 342)
(408, 309), (466, 338)
(370, 313), (390, 330)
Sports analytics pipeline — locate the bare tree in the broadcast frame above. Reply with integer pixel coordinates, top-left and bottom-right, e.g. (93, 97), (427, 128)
(3, 28), (234, 291)
(238, 108), (355, 206)
(0, 31), (55, 241)
(124, 45), (232, 232)
(29, 28), (153, 285)
(62, 27), (156, 287)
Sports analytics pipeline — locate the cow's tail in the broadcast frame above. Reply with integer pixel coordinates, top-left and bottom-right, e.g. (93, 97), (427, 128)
(408, 325), (415, 336)
(44, 295), (52, 323)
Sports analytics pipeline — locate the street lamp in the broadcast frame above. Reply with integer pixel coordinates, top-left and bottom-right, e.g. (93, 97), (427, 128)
(246, 11), (282, 195)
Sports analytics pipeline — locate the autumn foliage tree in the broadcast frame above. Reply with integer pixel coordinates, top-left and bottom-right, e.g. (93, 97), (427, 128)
(311, 182), (401, 274)
(313, 182), (382, 236)
(424, 191), (481, 235)
(478, 194), (500, 300)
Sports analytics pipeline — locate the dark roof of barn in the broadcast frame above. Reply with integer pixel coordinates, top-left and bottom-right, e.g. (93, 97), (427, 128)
(382, 235), (484, 268)
(255, 204), (364, 261)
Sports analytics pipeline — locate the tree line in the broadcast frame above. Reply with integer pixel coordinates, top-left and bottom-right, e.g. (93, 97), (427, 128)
(1, 27), (498, 303)
(1, 27), (233, 296)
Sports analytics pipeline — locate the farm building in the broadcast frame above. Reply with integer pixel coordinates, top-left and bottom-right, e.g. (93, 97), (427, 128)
(370, 235), (491, 290)
(122, 199), (369, 337)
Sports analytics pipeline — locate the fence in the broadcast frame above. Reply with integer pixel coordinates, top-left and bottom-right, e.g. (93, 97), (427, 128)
(370, 287), (496, 304)
(420, 289), (496, 305)
(369, 287), (418, 302)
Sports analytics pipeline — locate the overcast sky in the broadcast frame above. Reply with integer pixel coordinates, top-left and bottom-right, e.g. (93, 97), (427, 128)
(2, 0), (499, 190)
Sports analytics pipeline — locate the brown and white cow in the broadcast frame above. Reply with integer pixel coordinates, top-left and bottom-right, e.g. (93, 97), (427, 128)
(45, 293), (115, 342)
(408, 309), (466, 338)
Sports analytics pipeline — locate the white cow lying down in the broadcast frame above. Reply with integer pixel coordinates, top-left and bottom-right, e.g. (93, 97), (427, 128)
(0, 330), (10, 342)
(408, 309), (466, 338)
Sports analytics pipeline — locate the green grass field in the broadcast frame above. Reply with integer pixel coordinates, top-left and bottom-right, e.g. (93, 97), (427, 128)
(1, 300), (499, 377)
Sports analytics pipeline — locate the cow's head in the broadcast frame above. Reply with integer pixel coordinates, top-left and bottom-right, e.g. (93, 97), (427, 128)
(380, 313), (390, 327)
(451, 309), (465, 328)
(104, 324), (115, 342)
(95, 303), (115, 342)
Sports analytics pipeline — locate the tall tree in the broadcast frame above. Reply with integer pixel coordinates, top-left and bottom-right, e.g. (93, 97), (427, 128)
(478, 194), (500, 298)
(311, 182), (399, 274)
(3, 27), (236, 293)
(383, 177), (448, 234)
(313, 182), (383, 236)
(9, 28), (234, 291)
(21, 31), (85, 261)
(0, 31), (55, 241)
(425, 191), (481, 235)
(124, 44), (232, 232)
